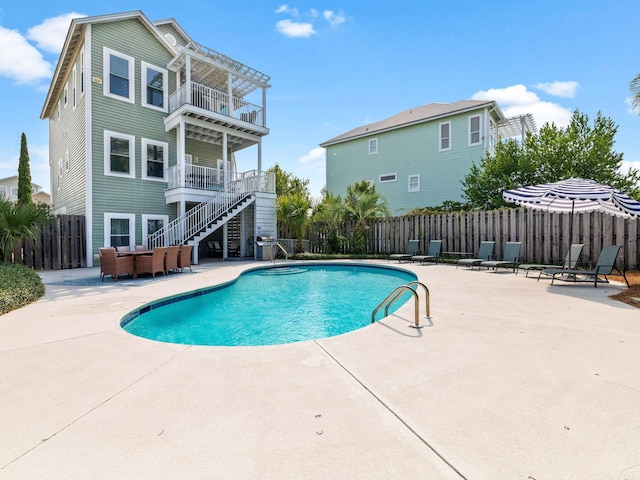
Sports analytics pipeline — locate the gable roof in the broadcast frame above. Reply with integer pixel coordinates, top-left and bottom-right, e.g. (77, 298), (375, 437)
(320, 100), (502, 147)
(40, 11), (178, 119)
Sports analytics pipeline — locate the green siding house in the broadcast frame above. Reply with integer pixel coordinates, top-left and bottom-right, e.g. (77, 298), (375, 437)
(321, 100), (536, 215)
(40, 11), (276, 266)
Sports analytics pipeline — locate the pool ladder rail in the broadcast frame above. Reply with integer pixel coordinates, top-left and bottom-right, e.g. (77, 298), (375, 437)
(371, 281), (430, 329)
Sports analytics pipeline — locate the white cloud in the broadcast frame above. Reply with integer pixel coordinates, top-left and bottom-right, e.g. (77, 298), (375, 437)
(276, 19), (316, 38)
(620, 160), (640, 177)
(299, 147), (325, 165)
(0, 26), (51, 83)
(323, 10), (346, 26)
(275, 5), (299, 17)
(472, 84), (573, 128)
(0, 143), (50, 191)
(533, 81), (580, 98)
(27, 12), (86, 53)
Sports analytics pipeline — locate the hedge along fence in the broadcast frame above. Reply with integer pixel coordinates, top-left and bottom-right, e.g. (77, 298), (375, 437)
(279, 208), (640, 269)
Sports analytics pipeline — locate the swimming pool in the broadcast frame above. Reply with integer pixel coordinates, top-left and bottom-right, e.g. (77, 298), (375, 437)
(121, 263), (417, 346)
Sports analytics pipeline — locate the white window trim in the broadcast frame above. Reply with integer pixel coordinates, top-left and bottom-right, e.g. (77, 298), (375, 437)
(63, 83), (69, 107)
(378, 172), (397, 183)
(56, 101), (61, 120)
(58, 158), (63, 178)
(468, 114), (482, 146)
(10, 186), (18, 199)
(103, 47), (135, 104)
(368, 138), (378, 155)
(141, 214), (169, 246)
(439, 121), (451, 151)
(408, 174), (420, 193)
(0, 185), (6, 199)
(141, 138), (168, 182)
(141, 61), (168, 112)
(65, 150), (70, 173)
(104, 130), (136, 179)
(104, 213), (135, 248)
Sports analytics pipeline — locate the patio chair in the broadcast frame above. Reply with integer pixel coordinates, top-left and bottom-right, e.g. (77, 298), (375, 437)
(228, 240), (241, 257)
(116, 245), (132, 254)
(541, 245), (628, 288)
(134, 245), (148, 252)
(99, 247), (134, 282)
(165, 245), (180, 273)
(516, 243), (584, 277)
(456, 241), (495, 269)
(411, 240), (443, 264)
(207, 240), (223, 258)
(136, 247), (166, 278)
(479, 242), (521, 273)
(390, 239), (420, 263)
(178, 245), (193, 272)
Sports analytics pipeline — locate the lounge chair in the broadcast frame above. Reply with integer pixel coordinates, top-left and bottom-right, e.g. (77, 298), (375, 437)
(389, 239), (420, 263)
(136, 247), (166, 278)
(99, 247), (134, 282)
(541, 245), (628, 288)
(411, 240), (443, 264)
(479, 242), (521, 273)
(456, 241), (495, 269)
(517, 243), (584, 277)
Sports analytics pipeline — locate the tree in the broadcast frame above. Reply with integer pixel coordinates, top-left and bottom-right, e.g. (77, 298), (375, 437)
(0, 198), (50, 263)
(630, 73), (640, 114)
(312, 188), (345, 253)
(462, 110), (640, 209)
(17, 133), (33, 205)
(275, 192), (312, 253)
(267, 163), (311, 200)
(343, 182), (390, 254)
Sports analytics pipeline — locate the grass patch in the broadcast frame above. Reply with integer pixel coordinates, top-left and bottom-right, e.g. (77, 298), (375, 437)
(0, 263), (45, 315)
(287, 253), (390, 260)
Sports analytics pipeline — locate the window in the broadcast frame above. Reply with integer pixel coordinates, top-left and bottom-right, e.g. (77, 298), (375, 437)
(58, 158), (63, 178)
(103, 47), (135, 102)
(142, 214), (169, 245)
(141, 138), (168, 181)
(80, 47), (85, 95)
(469, 115), (481, 146)
(408, 174), (420, 192)
(141, 61), (167, 111)
(63, 83), (68, 107)
(11, 186), (18, 199)
(368, 138), (378, 155)
(56, 101), (61, 120)
(104, 213), (135, 249)
(72, 65), (77, 109)
(104, 131), (135, 178)
(379, 173), (397, 183)
(65, 150), (70, 173)
(439, 121), (451, 151)
(0, 186), (6, 199)
(489, 119), (497, 148)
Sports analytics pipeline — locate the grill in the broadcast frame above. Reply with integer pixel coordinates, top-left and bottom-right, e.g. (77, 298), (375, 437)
(255, 236), (277, 261)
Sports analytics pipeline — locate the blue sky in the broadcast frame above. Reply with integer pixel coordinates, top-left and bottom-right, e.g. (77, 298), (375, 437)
(1, 1), (639, 200)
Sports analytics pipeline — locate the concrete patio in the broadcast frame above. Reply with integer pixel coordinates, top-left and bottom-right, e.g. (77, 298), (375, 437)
(1, 260), (638, 479)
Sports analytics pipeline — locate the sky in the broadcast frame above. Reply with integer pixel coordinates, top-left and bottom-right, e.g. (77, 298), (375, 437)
(1, 1), (639, 201)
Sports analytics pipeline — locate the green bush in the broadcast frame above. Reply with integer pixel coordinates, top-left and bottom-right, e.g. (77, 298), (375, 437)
(0, 263), (45, 315)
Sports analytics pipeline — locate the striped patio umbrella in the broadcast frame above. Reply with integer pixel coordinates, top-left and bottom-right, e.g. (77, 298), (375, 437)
(503, 178), (640, 266)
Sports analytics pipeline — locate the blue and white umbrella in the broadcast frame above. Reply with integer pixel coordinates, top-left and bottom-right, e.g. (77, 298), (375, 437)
(503, 178), (640, 267)
(503, 177), (640, 218)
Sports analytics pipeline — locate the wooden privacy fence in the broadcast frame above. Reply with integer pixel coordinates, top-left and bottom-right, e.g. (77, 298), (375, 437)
(15, 215), (86, 270)
(281, 208), (640, 269)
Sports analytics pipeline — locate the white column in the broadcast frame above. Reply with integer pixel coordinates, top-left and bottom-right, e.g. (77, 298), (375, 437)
(223, 132), (228, 189)
(179, 118), (186, 187)
(227, 72), (234, 117)
(261, 86), (266, 127)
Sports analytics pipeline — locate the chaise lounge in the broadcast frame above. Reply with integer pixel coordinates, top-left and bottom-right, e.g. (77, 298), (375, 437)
(456, 241), (495, 269)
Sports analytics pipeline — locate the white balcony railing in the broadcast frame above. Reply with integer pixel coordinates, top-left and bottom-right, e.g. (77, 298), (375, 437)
(168, 82), (265, 127)
(149, 170), (275, 248)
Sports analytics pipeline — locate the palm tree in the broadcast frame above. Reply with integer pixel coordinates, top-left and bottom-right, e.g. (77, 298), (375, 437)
(313, 194), (345, 253)
(343, 190), (390, 254)
(0, 198), (51, 263)
(276, 192), (312, 253)
(630, 73), (640, 114)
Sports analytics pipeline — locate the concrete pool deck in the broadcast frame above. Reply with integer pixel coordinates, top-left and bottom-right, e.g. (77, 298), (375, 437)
(1, 260), (639, 479)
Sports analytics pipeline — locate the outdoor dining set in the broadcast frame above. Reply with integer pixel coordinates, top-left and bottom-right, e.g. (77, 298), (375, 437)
(98, 245), (193, 282)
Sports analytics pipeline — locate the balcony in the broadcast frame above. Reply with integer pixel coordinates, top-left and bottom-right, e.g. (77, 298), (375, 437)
(169, 82), (265, 128)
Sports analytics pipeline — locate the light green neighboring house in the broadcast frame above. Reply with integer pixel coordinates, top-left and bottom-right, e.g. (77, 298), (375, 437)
(320, 100), (536, 215)
(40, 11), (276, 267)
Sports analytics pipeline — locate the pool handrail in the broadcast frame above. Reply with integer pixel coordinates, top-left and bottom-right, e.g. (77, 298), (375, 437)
(371, 281), (430, 328)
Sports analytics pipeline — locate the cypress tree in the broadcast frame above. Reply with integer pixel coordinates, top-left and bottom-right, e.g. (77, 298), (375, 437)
(17, 133), (33, 205)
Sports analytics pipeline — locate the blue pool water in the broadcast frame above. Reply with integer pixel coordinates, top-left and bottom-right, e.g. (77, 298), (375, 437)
(121, 263), (417, 346)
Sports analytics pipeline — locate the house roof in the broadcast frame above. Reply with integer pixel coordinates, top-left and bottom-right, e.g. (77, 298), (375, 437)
(41, 11), (179, 120)
(320, 100), (503, 147)
(0, 175), (43, 189)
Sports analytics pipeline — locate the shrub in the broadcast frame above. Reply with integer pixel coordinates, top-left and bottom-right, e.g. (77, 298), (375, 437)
(0, 263), (45, 315)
